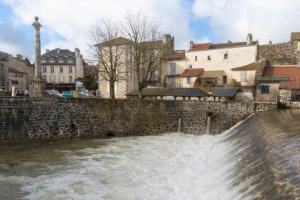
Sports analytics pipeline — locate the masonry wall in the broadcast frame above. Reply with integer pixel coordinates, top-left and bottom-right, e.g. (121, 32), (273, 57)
(258, 42), (300, 64)
(0, 97), (255, 143)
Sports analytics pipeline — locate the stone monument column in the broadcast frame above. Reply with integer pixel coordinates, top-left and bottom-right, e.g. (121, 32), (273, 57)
(30, 16), (47, 97)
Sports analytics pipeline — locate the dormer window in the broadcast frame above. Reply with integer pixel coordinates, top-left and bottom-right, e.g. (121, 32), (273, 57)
(49, 57), (55, 63)
(67, 57), (73, 63)
(59, 57), (64, 63)
(41, 57), (47, 63)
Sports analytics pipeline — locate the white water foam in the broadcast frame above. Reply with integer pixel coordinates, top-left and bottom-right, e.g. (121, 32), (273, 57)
(0, 120), (255, 200)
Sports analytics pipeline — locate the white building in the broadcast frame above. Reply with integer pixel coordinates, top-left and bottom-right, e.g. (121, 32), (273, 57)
(163, 34), (258, 89)
(41, 48), (84, 91)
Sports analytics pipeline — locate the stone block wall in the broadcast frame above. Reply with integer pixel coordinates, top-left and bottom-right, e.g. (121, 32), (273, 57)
(0, 97), (254, 143)
(258, 42), (300, 65)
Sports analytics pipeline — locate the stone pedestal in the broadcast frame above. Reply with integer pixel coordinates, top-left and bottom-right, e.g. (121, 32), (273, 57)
(30, 79), (48, 97)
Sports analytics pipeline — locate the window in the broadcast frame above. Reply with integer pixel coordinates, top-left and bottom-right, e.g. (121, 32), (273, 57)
(222, 75), (227, 84)
(43, 66), (47, 73)
(195, 56), (197, 61)
(67, 57), (73, 63)
(186, 77), (192, 84)
(50, 75), (55, 83)
(58, 57), (64, 63)
(207, 55), (211, 61)
(170, 63), (176, 75)
(224, 53), (228, 59)
(50, 66), (54, 73)
(41, 57), (47, 63)
(60, 66), (64, 73)
(240, 71), (247, 82)
(60, 75), (64, 83)
(49, 57), (55, 63)
(43, 75), (47, 81)
(11, 80), (18, 84)
(69, 75), (73, 83)
(261, 85), (270, 94)
(69, 66), (73, 73)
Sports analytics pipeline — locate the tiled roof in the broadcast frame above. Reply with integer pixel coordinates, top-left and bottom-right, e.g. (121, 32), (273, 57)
(8, 67), (27, 74)
(126, 87), (209, 97)
(190, 43), (211, 51)
(189, 41), (258, 51)
(0, 51), (10, 60)
(201, 70), (226, 78)
(212, 88), (238, 97)
(97, 37), (132, 47)
(181, 68), (203, 77)
(231, 60), (267, 71)
(262, 66), (300, 89)
(42, 48), (74, 57)
(41, 48), (76, 65)
(163, 52), (185, 61)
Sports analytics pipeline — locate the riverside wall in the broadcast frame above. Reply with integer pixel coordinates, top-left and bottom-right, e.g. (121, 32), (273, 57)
(0, 97), (256, 143)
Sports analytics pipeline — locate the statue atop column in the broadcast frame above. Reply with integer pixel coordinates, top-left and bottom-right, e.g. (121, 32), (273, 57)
(30, 16), (47, 97)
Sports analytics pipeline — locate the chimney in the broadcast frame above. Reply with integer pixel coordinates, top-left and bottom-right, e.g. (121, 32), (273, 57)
(190, 41), (194, 50)
(269, 41), (273, 47)
(75, 48), (84, 79)
(247, 33), (253, 45)
(57, 48), (60, 54)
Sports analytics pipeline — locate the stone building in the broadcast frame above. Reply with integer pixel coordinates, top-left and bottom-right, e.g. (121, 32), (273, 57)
(98, 34), (174, 98)
(41, 48), (84, 91)
(7, 55), (33, 91)
(162, 34), (258, 91)
(258, 32), (300, 65)
(256, 65), (300, 102)
(0, 51), (33, 92)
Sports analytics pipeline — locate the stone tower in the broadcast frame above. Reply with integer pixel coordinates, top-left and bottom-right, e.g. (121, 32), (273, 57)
(30, 16), (47, 97)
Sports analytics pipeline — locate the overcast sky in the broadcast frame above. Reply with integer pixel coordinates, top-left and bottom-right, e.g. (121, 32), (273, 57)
(1, 0), (300, 61)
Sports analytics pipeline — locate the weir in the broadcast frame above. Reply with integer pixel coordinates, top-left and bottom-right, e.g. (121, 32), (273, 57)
(0, 109), (299, 199)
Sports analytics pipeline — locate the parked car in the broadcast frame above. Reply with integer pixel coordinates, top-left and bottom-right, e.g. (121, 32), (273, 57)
(62, 91), (73, 98)
(47, 89), (62, 97)
(15, 88), (25, 96)
(25, 90), (30, 96)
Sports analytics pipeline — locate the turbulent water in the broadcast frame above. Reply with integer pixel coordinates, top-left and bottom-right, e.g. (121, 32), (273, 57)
(0, 110), (299, 200)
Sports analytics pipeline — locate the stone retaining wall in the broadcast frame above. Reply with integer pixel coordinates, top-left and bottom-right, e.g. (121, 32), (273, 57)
(258, 42), (300, 65)
(0, 97), (255, 143)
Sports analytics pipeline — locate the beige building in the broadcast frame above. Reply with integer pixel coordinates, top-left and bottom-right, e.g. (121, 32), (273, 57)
(98, 35), (174, 98)
(41, 48), (84, 91)
(8, 67), (27, 91)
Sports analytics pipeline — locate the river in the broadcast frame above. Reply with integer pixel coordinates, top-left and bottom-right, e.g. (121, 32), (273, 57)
(0, 109), (299, 200)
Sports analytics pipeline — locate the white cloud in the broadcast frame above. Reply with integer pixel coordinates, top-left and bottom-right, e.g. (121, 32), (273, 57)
(3, 0), (194, 59)
(193, 0), (300, 44)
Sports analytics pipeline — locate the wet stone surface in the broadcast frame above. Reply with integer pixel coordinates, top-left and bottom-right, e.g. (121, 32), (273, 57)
(229, 110), (300, 200)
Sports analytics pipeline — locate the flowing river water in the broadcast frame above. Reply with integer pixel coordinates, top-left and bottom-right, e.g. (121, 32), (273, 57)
(0, 109), (299, 200)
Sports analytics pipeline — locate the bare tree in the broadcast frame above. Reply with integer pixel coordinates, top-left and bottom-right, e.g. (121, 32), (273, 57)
(89, 20), (127, 99)
(123, 13), (163, 98)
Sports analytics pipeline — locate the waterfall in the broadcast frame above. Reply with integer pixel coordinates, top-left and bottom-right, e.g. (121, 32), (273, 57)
(206, 116), (211, 135)
(177, 118), (181, 132)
